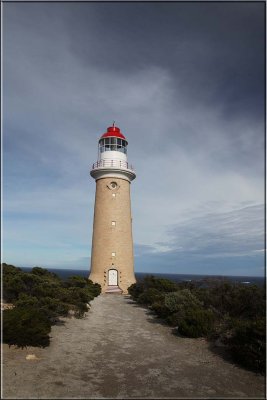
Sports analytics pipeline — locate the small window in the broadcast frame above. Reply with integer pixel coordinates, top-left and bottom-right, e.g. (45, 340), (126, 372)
(111, 221), (116, 226)
(110, 182), (117, 189)
(112, 252), (116, 257)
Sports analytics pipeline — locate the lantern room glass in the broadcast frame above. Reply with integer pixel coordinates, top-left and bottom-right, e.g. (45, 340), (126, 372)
(99, 138), (127, 154)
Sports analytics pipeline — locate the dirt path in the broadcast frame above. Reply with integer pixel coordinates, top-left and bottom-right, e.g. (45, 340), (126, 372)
(2, 295), (265, 399)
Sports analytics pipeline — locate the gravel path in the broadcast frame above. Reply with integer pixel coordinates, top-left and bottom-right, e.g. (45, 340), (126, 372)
(3, 294), (265, 399)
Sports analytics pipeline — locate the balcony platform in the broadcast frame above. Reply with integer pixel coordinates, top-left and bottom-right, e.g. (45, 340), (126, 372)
(91, 159), (134, 171)
(90, 159), (136, 182)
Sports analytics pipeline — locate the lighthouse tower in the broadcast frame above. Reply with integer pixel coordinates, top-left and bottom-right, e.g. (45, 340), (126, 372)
(89, 123), (136, 294)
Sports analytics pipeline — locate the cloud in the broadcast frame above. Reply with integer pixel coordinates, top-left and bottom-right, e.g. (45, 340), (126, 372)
(3, 3), (264, 276)
(168, 204), (264, 256)
(134, 204), (264, 276)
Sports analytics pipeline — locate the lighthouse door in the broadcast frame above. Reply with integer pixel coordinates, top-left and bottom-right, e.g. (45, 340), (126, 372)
(108, 269), (118, 286)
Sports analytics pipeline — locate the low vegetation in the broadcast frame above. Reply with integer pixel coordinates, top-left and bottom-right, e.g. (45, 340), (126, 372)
(128, 275), (265, 374)
(2, 263), (101, 348)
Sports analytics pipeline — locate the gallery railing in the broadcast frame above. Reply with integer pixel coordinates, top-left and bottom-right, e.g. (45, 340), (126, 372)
(91, 159), (134, 171)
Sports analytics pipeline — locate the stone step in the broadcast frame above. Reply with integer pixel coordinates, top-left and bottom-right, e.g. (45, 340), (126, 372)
(105, 285), (123, 294)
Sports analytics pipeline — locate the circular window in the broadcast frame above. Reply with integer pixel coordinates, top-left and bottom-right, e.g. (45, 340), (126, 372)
(110, 182), (117, 189)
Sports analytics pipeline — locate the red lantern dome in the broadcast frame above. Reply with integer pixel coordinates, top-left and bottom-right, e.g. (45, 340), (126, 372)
(100, 123), (126, 141)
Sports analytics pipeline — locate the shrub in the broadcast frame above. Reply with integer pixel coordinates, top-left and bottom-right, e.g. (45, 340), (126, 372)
(128, 282), (145, 301)
(2, 264), (101, 347)
(166, 312), (185, 327)
(63, 287), (93, 304)
(3, 306), (51, 348)
(197, 282), (265, 320)
(150, 301), (171, 319)
(162, 290), (204, 327)
(230, 285), (265, 319)
(128, 276), (178, 305)
(64, 275), (86, 288)
(87, 280), (101, 297)
(73, 302), (89, 318)
(137, 288), (163, 305)
(143, 275), (178, 293)
(31, 282), (60, 299)
(15, 294), (39, 307)
(178, 308), (215, 338)
(225, 318), (265, 374)
(2, 264), (28, 301)
(31, 267), (60, 281)
(38, 297), (70, 319)
(165, 290), (202, 313)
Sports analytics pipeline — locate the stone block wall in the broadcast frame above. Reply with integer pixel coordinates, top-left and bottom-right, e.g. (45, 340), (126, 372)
(89, 177), (136, 293)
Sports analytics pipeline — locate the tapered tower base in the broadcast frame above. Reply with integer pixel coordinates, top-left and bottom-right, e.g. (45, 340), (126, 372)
(89, 177), (136, 294)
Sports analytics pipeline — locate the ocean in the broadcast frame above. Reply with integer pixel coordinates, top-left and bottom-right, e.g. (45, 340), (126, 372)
(20, 267), (265, 287)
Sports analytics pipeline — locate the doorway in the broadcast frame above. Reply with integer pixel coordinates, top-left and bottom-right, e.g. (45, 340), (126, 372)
(108, 269), (118, 286)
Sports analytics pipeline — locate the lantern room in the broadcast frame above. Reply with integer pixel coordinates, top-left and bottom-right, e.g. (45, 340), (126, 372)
(99, 124), (128, 154)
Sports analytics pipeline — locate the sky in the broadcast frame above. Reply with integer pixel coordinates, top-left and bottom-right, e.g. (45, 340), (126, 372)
(3, 2), (265, 276)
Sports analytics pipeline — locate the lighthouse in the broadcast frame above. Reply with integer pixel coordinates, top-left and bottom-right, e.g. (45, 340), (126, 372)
(89, 123), (136, 294)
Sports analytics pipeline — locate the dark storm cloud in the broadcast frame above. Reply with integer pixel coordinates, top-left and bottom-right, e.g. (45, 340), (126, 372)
(64, 2), (264, 173)
(66, 3), (264, 109)
(8, 2), (263, 119)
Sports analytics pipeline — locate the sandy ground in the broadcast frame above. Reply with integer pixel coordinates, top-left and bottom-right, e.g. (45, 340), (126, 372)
(2, 295), (265, 399)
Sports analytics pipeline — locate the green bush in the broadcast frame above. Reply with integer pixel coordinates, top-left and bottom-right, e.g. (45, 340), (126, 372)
(137, 288), (164, 305)
(166, 312), (184, 327)
(230, 285), (265, 319)
(3, 265), (28, 301)
(73, 302), (89, 318)
(15, 293), (39, 307)
(38, 297), (70, 319)
(128, 276), (178, 302)
(86, 280), (101, 297)
(196, 282), (265, 320)
(149, 290), (202, 324)
(2, 263), (101, 348)
(178, 308), (215, 338)
(165, 289), (202, 313)
(64, 275), (88, 288)
(31, 267), (60, 281)
(150, 301), (171, 319)
(128, 282), (145, 300)
(3, 306), (52, 348)
(59, 287), (92, 305)
(143, 275), (178, 293)
(162, 290), (203, 327)
(225, 318), (265, 374)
